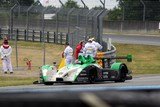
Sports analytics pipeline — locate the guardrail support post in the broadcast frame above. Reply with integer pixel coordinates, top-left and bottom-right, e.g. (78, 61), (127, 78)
(32, 30), (35, 42)
(53, 32), (56, 43)
(16, 29), (19, 41)
(24, 29), (27, 41)
(40, 31), (42, 42)
(66, 33), (68, 44)
(60, 32), (62, 44)
(0, 28), (1, 39)
(47, 31), (49, 43)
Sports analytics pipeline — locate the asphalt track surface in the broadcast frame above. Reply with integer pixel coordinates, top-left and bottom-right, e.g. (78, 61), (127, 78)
(103, 34), (160, 46)
(0, 75), (160, 92)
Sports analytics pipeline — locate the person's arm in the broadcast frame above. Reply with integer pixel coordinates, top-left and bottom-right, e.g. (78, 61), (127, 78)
(97, 43), (103, 50)
(0, 47), (5, 59)
(93, 45), (97, 57)
(64, 48), (67, 58)
(5, 46), (12, 57)
(83, 46), (86, 55)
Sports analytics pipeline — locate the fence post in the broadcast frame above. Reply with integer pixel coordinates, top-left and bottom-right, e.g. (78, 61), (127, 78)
(32, 30), (35, 42)
(60, 32), (62, 44)
(0, 28), (1, 39)
(24, 29), (27, 41)
(66, 33), (68, 43)
(16, 29), (19, 41)
(47, 31), (49, 43)
(53, 32), (56, 43)
(8, 29), (10, 38)
(40, 31), (42, 42)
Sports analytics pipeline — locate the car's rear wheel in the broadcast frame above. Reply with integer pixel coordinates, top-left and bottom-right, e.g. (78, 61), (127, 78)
(115, 64), (127, 82)
(88, 68), (97, 83)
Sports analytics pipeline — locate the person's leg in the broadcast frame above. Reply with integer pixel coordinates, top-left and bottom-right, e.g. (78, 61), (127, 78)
(66, 57), (73, 65)
(6, 58), (13, 73)
(65, 58), (70, 65)
(2, 59), (8, 73)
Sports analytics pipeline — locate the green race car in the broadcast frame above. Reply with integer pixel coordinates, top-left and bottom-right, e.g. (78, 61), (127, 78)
(39, 54), (132, 85)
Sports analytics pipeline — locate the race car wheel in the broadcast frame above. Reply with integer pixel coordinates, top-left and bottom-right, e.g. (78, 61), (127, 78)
(44, 82), (53, 85)
(89, 75), (96, 83)
(115, 64), (127, 82)
(88, 68), (97, 83)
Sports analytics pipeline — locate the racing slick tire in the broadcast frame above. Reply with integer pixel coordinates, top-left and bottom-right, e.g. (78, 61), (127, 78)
(88, 67), (98, 83)
(115, 64), (127, 82)
(44, 82), (54, 85)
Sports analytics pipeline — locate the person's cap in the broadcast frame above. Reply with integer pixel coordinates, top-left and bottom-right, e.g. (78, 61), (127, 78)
(91, 37), (95, 41)
(88, 38), (92, 42)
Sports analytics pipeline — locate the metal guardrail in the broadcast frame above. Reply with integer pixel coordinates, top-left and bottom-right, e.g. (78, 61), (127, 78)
(0, 28), (67, 44)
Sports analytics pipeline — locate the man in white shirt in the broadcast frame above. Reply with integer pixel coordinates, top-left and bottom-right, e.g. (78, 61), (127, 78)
(0, 39), (13, 74)
(91, 38), (103, 51)
(83, 39), (96, 57)
(63, 42), (74, 65)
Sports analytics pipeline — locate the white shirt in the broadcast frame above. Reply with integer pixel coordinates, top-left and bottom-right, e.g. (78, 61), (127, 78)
(92, 41), (103, 51)
(64, 46), (73, 58)
(83, 42), (96, 57)
(0, 45), (12, 59)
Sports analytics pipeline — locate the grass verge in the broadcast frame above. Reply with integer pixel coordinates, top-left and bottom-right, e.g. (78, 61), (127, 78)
(114, 43), (160, 74)
(0, 76), (37, 87)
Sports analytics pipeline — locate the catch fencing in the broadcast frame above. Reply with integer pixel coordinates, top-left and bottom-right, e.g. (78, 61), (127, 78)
(0, 3), (116, 68)
(0, 4), (108, 46)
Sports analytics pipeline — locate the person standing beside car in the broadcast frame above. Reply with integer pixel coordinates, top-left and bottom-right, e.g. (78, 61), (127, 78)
(63, 42), (74, 65)
(0, 38), (13, 74)
(83, 39), (96, 57)
(91, 37), (103, 52)
(74, 40), (85, 59)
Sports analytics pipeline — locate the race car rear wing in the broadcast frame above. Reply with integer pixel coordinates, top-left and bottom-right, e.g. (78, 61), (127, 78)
(95, 54), (132, 68)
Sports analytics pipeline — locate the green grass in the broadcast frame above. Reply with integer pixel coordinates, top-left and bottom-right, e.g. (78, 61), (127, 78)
(114, 43), (160, 74)
(0, 40), (160, 86)
(2, 40), (65, 68)
(0, 76), (37, 87)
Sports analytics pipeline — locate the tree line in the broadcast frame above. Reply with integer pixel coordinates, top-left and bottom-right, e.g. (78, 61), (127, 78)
(108, 0), (160, 21)
(0, 0), (159, 21)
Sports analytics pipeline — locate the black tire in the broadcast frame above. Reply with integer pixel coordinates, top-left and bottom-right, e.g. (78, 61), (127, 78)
(89, 75), (96, 84)
(88, 68), (97, 84)
(115, 64), (127, 82)
(44, 82), (54, 85)
(33, 81), (39, 84)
